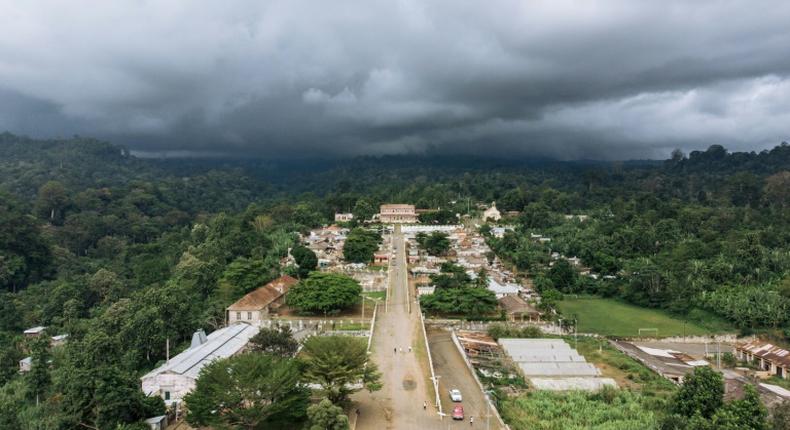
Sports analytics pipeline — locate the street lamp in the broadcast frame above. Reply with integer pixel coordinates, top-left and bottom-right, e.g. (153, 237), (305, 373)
(484, 390), (497, 430)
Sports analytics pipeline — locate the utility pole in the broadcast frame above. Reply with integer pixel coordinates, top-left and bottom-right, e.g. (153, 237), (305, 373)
(717, 342), (721, 368)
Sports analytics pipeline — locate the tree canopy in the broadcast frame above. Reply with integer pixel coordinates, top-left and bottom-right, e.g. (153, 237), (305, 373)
(286, 272), (362, 315)
(299, 336), (381, 405)
(184, 353), (309, 430)
(342, 228), (382, 264)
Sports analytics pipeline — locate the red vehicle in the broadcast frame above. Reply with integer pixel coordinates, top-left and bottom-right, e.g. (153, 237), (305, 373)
(452, 405), (464, 420)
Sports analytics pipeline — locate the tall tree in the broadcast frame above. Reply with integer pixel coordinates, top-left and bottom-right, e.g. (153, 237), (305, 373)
(26, 336), (50, 403)
(248, 325), (299, 357)
(711, 384), (767, 430)
(670, 366), (724, 420)
(185, 353), (309, 430)
(292, 245), (318, 279)
(342, 228), (381, 264)
(299, 336), (381, 405)
(287, 272), (362, 315)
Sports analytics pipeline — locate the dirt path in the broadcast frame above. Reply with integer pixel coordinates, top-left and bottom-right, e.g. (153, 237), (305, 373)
(353, 225), (446, 429)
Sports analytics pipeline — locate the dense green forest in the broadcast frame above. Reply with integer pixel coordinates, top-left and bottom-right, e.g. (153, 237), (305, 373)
(0, 132), (789, 427)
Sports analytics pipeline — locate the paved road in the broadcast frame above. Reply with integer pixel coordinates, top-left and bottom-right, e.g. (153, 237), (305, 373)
(428, 327), (503, 430)
(354, 225), (444, 429)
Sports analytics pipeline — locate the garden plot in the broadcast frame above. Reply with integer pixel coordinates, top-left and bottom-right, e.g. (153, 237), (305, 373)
(499, 338), (616, 391)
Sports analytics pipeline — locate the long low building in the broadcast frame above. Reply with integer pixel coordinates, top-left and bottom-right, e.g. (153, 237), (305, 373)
(141, 323), (259, 404)
(737, 340), (790, 379)
(499, 338), (615, 391)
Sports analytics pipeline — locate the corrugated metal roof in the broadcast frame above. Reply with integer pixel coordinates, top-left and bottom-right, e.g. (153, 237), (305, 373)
(141, 323), (259, 381)
(227, 275), (297, 311)
(738, 340), (790, 367)
(518, 362), (601, 377)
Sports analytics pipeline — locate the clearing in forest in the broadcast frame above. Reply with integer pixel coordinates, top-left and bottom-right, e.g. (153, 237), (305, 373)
(556, 297), (733, 337)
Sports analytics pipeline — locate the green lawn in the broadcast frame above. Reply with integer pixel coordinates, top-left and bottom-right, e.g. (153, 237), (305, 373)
(363, 290), (387, 301)
(556, 297), (733, 337)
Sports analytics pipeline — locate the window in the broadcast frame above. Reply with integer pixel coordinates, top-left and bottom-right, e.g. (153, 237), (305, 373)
(236, 312), (241, 320)
(164, 391), (170, 400)
(247, 312), (252, 320)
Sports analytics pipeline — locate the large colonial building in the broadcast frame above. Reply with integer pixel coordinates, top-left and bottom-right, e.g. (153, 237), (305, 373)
(141, 324), (259, 404)
(226, 275), (298, 325)
(379, 204), (418, 223)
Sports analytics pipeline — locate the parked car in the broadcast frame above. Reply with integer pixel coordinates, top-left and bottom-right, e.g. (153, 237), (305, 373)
(452, 405), (464, 420)
(449, 389), (463, 402)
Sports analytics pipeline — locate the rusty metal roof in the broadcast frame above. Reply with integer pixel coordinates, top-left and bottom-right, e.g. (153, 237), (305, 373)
(226, 275), (298, 311)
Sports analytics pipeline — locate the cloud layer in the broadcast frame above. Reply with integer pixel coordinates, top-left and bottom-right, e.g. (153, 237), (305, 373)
(1, 0), (790, 159)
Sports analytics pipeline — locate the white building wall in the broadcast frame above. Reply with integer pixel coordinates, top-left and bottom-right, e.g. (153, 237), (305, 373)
(228, 309), (266, 325)
(141, 373), (196, 402)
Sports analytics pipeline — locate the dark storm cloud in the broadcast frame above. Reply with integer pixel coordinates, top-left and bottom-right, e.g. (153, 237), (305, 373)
(1, 0), (790, 159)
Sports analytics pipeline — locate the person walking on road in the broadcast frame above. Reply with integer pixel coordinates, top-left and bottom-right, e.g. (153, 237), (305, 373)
(470, 416), (474, 426)
(408, 346), (412, 353)
(423, 401), (427, 410)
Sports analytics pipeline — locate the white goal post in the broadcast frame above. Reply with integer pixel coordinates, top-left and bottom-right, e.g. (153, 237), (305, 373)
(638, 328), (659, 338)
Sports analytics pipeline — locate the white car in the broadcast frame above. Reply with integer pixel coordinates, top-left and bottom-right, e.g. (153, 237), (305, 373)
(449, 389), (462, 402)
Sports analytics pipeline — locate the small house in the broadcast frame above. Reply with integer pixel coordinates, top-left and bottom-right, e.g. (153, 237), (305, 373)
(19, 357), (32, 373)
(334, 213), (354, 222)
(373, 253), (389, 265)
(487, 278), (521, 298)
(498, 295), (541, 322)
(23, 326), (46, 337)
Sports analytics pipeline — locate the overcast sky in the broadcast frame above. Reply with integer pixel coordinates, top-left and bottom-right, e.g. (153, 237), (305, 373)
(1, 1), (790, 159)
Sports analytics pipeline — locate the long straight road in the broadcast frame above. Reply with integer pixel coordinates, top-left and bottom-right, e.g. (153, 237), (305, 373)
(354, 225), (444, 429)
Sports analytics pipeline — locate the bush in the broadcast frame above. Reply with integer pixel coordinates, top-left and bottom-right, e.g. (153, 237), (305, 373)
(488, 323), (543, 340)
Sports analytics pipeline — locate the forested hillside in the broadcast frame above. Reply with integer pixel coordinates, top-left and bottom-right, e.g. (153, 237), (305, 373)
(0, 133), (788, 427)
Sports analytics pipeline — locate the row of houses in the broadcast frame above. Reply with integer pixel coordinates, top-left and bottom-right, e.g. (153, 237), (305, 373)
(406, 223), (542, 322)
(736, 340), (790, 379)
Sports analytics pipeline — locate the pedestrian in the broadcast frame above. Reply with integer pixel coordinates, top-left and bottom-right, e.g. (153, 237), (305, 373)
(470, 416), (474, 426)
(408, 346), (412, 353)
(423, 401), (427, 410)
(394, 347), (397, 354)
(399, 347), (403, 353)
(356, 408), (360, 417)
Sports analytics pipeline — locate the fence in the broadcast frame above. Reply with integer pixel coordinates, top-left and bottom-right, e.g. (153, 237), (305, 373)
(425, 318), (566, 335)
(450, 330), (510, 430)
(418, 306), (442, 417)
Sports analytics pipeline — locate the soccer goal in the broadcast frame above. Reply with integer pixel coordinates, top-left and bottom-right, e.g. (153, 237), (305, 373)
(638, 328), (658, 338)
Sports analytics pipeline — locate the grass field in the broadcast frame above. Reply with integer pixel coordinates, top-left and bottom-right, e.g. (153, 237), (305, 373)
(556, 297), (733, 337)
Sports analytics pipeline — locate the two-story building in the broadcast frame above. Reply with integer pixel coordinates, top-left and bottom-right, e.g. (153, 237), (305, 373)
(379, 204), (418, 223)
